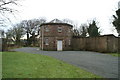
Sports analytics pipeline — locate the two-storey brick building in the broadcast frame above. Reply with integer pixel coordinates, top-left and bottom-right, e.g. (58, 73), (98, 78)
(40, 19), (73, 51)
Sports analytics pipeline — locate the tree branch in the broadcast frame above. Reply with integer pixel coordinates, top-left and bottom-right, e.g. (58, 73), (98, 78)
(0, 0), (18, 7)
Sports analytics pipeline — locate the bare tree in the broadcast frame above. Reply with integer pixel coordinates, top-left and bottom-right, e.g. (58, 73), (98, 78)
(0, 0), (19, 27)
(73, 28), (80, 37)
(62, 18), (80, 37)
(26, 18), (46, 46)
(20, 18), (46, 46)
(6, 24), (25, 46)
(79, 24), (88, 37)
(0, 0), (18, 12)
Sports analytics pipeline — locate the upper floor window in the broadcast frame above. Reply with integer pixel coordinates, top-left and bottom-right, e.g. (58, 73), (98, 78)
(58, 26), (62, 32)
(45, 27), (49, 32)
(68, 28), (71, 33)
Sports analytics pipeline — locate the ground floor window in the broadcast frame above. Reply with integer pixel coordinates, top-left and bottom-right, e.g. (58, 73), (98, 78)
(69, 40), (71, 45)
(45, 38), (49, 45)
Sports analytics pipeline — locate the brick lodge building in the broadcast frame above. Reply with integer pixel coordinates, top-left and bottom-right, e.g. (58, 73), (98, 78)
(39, 19), (119, 52)
(40, 19), (73, 51)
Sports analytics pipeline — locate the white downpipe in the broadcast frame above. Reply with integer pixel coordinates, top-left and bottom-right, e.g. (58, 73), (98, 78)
(42, 26), (44, 50)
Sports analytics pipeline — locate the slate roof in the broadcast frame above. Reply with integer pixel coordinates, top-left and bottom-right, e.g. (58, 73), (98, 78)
(40, 19), (73, 27)
(50, 19), (63, 23)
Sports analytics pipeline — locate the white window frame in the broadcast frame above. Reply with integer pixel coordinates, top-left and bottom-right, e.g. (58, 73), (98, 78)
(45, 27), (49, 32)
(45, 38), (49, 45)
(69, 39), (71, 45)
(58, 27), (62, 32)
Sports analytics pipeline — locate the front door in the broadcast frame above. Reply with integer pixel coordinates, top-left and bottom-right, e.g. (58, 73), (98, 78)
(57, 40), (62, 51)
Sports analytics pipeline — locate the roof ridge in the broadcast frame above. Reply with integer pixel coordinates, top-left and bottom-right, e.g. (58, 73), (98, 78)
(50, 19), (63, 23)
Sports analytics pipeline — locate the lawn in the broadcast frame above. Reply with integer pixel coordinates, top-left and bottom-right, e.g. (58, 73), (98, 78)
(0, 52), (2, 79)
(2, 52), (100, 78)
(109, 53), (120, 57)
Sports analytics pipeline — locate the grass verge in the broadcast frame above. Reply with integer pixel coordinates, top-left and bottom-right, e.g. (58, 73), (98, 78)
(0, 52), (2, 79)
(2, 52), (100, 78)
(109, 53), (120, 57)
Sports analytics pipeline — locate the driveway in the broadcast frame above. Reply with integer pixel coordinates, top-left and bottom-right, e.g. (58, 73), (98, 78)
(13, 47), (119, 78)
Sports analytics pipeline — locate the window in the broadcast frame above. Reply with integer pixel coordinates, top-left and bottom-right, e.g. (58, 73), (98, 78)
(69, 40), (71, 45)
(58, 27), (62, 32)
(68, 28), (71, 33)
(45, 38), (49, 45)
(65, 41), (66, 47)
(45, 27), (49, 32)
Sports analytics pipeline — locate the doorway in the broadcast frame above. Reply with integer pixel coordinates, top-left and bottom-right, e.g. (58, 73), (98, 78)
(57, 40), (63, 51)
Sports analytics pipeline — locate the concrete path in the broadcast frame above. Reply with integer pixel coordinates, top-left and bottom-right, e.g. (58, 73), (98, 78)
(13, 47), (119, 78)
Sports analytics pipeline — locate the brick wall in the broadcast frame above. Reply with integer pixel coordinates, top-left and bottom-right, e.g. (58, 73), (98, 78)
(0, 38), (7, 51)
(40, 23), (73, 51)
(0, 38), (2, 51)
(118, 37), (120, 53)
(72, 35), (119, 53)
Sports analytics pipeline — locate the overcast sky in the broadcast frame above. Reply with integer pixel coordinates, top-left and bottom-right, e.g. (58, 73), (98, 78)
(5, 0), (120, 36)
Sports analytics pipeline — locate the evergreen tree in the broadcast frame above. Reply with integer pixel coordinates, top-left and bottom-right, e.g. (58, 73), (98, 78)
(112, 9), (120, 36)
(87, 20), (100, 37)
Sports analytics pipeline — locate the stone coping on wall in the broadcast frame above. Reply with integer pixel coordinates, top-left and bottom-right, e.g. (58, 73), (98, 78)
(73, 34), (118, 38)
(72, 34), (119, 53)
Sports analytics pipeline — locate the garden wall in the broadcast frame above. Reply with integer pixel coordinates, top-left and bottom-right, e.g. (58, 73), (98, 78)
(72, 34), (119, 53)
(118, 38), (120, 52)
(0, 38), (7, 51)
(0, 38), (2, 51)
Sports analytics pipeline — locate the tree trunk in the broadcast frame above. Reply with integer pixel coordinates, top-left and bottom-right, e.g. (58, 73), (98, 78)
(27, 31), (30, 46)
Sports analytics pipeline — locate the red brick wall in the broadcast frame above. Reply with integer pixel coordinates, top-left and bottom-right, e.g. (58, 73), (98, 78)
(40, 25), (72, 37)
(72, 35), (118, 53)
(118, 37), (120, 53)
(40, 24), (73, 50)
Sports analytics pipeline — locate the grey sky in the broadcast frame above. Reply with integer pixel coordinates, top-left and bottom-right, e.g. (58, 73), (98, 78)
(2, 0), (120, 36)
